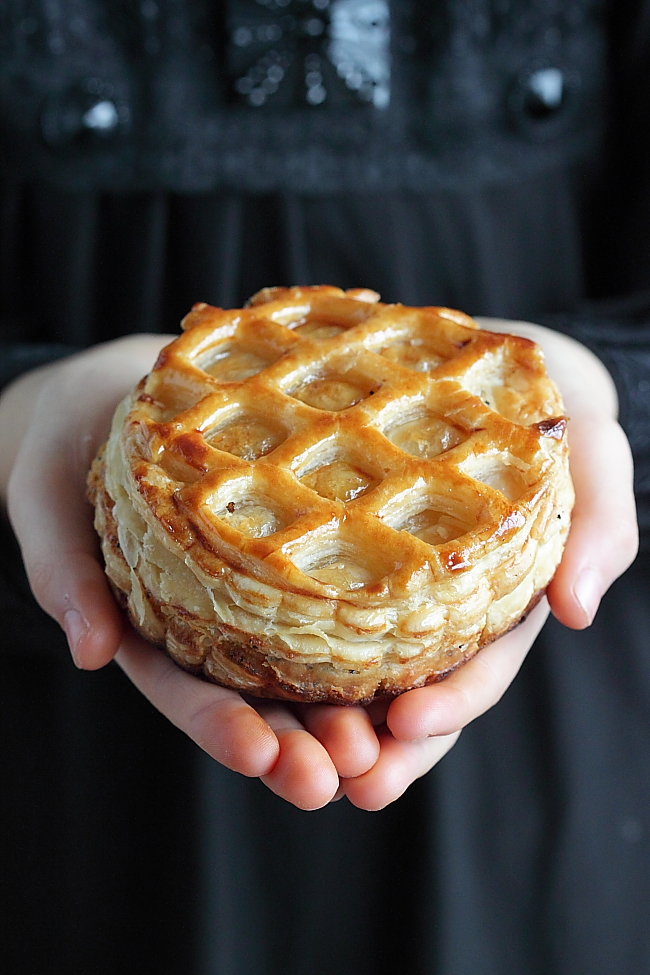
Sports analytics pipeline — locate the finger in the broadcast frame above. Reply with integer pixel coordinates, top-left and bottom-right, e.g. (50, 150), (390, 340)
(9, 450), (124, 669)
(5, 338), (174, 669)
(294, 704), (380, 778)
(255, 702), (341, 809)
(116, 627), (280, 778)
(387, 598), (549, 741)
(364, 698), (391, 727)
(342, 729), (460, 811)
(548, 416), (638, 629)
(474, 320), (637, 627)
(330, 783), (347, 802)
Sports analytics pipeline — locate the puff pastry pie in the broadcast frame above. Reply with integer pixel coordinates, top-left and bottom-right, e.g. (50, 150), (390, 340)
(88, 286), (574, 704)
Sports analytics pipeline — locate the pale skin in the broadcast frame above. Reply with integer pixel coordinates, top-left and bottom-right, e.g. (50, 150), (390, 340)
(0, 320), (638, 811)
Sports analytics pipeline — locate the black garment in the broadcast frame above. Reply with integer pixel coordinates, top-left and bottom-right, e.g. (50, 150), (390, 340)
(0, 0), (607, 192)
(3, 186), (650, 975)
(3, 0), (650, 504)
(3, 3), (650, 974)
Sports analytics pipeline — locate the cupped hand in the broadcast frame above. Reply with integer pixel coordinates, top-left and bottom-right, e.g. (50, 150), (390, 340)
(1, 336), (380, 810)
(0, 321), (638, 812)
(475, 318), (637, 628)
(382, 319), (637, 757)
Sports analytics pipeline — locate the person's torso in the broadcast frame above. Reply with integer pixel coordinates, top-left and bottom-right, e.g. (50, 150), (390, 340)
(0, 0), (607, 193)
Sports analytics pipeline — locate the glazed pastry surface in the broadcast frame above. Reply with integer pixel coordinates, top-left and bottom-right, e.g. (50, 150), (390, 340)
(88, 286), (573, 703)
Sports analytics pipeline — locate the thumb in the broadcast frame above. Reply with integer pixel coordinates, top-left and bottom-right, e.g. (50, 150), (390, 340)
(4, 335), (175, 668)
(548, 415), (638, 629)
(8, 418), (123, 671)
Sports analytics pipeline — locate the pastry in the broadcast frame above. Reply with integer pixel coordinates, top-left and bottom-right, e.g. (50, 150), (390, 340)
(88, 286), (574, 704)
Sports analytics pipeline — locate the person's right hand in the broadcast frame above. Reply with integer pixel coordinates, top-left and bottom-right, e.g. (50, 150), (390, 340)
(0, 337), (414, 810)
(374, 319), (637, 764)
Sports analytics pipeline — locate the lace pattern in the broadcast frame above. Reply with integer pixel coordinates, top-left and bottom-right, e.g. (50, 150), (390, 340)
(0, 0), (606, 191)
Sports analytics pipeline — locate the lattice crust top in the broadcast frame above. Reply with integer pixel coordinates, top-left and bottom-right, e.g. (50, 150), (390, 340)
(92, 286), (574, 703)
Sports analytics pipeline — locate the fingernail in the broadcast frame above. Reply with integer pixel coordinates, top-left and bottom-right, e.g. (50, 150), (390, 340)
(63, 609), (87, 666)
(574, 568), (602, 626)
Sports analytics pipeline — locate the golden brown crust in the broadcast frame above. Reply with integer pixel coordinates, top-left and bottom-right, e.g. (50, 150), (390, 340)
(89, 286), (574, 704)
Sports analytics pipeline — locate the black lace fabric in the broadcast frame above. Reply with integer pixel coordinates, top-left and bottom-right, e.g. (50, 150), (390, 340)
(0, 0), (606, 191)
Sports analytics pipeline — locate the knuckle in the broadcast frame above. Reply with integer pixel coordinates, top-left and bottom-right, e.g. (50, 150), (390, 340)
(605, 515), (639, 576)
(26, 559), (59, 617)
(620, 520), (640, 569)
(187, 697), (227, 752)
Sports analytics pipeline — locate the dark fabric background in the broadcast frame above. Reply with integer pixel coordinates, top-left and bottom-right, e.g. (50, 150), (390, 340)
(3, 2), (650, 973)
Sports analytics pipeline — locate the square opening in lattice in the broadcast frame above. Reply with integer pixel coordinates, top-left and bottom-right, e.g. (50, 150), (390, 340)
(278, 293), (375, 339)
(207, 476), (294, 539)
(294, 440), (383, 503)
(156, 449), (204, 485)
(204, 409), (286, 460)
(288, 369), (379, 412)
(459, 453), (531, 502)
(378, 490), (478, 546)
(215, 500), (289, 538)
(143, 376), (214, 423)
(393, 506), (475, 545)
(195, 341), (281, 382)
(292, 319), (350, 341)
(290, 534), (393, 592)
(383, 407), (468, 459)
(458, 346), (547, 424)
(301, 459), (379, 503)
(370, 318), (472, 373)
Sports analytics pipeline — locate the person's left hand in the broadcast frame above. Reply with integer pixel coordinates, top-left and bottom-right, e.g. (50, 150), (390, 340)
(339, 317), (636, 810)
